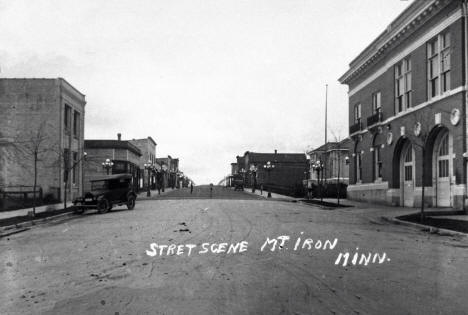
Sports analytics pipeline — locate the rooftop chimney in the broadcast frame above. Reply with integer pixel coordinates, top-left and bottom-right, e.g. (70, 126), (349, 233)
(117, 133), (121, 141)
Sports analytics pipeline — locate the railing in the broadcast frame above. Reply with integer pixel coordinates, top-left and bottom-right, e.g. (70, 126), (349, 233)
(0, 186), (46, 211)
(349, 121), (362, 134)
(367, 110), (383, 127)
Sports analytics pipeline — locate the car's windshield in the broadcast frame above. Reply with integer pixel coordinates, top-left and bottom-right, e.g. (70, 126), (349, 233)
(91, 180), (108, 190)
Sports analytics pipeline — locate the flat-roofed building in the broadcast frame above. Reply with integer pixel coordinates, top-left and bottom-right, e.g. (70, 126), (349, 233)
(339, 0), (468, 209)
(0, 78), (86, 208)
(83, 135), (141, 193)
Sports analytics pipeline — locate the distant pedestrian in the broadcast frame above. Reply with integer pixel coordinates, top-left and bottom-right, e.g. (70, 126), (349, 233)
(260, 184), (263, 195)
(190, 182), (193, 194)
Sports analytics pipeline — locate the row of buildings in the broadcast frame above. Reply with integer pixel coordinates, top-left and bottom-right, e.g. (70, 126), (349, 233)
(229, 144), (350, 198)
(229, 150), (309, 197)
(0, 78), (190, 210)
(230, 0), (468, 212)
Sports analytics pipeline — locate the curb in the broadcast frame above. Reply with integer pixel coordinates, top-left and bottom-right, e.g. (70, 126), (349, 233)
(0, 211), (75, 237)
(243, 190), (300, 202)
(381, 216), (468, 237)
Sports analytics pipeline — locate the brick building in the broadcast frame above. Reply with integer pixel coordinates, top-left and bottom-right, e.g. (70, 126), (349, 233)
(306, 140), (350, 197)
(231, 163), (238, 175)
(235, 150), (308, 197)
(339, 0), (468, 209)
(129, 136), (157, 190)
(83, 136), (141, 192)
(156, 155), (179, 189)
(0, 78), (86, 206)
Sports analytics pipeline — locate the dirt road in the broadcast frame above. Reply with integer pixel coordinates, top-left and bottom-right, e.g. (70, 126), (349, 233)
(1, 189), (467, 314)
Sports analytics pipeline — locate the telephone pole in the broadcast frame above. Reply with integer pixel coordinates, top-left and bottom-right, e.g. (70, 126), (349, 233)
(325, 84), (328, 143)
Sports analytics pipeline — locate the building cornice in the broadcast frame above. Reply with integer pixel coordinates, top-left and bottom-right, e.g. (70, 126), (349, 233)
(59, 78), (86, 105)
(339, 0), (451, 85)
(84, 140), (142, 157)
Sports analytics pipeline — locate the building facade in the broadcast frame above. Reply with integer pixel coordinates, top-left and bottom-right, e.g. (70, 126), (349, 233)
(83, 137), (141, 193)
(0, 78), (86, 207)
(306, 140), (350, 198)
(129, 136), (157, 190)
(156, 156), (180, 189)
(339, 0), (468, 209)
(235, 150), (308, 197)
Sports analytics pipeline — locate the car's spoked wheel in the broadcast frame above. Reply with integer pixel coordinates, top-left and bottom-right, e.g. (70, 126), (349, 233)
(97, 199), (110, 214)
(127, 196), (135, 210)
(74, 207), (85, 214)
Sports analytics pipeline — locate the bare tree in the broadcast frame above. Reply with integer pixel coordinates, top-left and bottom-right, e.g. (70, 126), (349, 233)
(11, 122), (53, 216)
(405, 110), (441, 222)
(330, 129), (346, 205)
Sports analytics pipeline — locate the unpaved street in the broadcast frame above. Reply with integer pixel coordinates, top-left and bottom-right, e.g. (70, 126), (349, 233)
(1, 187), (468, 314)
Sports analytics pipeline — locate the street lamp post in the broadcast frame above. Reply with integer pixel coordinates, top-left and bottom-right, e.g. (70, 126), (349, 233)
(263, 161), (275, 198)
(238, 168), (246, 190)
(312, 160), (324, 202)
(304, 169), (310, 200)
(102, 158), (114, 175)
(250, 165), (258, 193)
(161, 165), (167, 192)
(177, 171), (184, 189)
(144, 161), (154, 197)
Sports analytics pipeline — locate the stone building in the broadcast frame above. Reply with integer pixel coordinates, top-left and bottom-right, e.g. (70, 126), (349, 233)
(83, 136), (141, 192)
(129, 136), (157, 190)
(339, 0), (468, 209)
(0, 78), (86, 206)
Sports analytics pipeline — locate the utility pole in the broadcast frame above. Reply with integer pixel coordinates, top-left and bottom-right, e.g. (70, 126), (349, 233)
(325, 84), (328, 144)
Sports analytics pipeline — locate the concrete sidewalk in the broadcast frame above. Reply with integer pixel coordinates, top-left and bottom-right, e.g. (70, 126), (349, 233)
(0, 187), (176, 221)
(319, 197), (468, 235)
(242, 187), (299, 201)
(137, 187), (176, 200)
(0, 202), (63, 220)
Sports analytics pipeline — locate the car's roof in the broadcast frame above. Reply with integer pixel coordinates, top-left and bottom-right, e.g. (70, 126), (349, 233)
(90, 174), (133, 182)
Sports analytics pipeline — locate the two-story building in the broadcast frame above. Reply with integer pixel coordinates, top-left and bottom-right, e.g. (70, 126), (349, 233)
(129, 136), (157, 190)
(0, 78), (86, 208)
(235, 150), (308, 197)
(156, 155), (180, 189)
(83, 135), (141, 192)
(339, 0), (468, 209)
(306, 140), (350, 198)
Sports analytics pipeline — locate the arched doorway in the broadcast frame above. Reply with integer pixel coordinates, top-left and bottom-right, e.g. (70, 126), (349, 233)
(400, 141), (415, 207)
(434, 130), (452, 207)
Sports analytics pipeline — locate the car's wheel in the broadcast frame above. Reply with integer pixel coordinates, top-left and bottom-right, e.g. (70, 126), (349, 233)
(127, 195), (136, 210)
(97, 199), (110, 214)
(74, 206), (85, 214)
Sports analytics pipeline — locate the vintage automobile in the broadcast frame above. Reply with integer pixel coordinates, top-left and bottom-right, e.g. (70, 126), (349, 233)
(73, 174), (137, 214)
(232, 174), (244, 191)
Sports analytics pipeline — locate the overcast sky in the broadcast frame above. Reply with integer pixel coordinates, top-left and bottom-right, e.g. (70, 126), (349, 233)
(0, 0), (411, 184)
